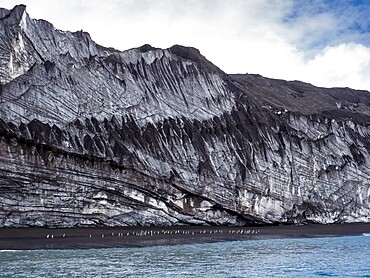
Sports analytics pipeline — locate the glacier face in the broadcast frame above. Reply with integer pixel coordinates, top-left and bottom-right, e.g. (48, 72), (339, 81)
(0, 5), (369, 227)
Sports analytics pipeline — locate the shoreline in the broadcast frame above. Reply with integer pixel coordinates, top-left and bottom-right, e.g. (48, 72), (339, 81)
(0, 223), (369, 250)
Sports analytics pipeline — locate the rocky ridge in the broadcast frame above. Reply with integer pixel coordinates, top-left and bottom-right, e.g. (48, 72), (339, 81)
(0, 5), (369, 227)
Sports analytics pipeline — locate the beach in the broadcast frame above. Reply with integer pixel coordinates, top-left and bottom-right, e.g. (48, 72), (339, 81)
(0, 223), (369, 250)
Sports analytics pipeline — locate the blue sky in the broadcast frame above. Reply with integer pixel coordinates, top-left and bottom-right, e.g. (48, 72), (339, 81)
(2, 0), (370, 91)
(283, 0), (370, 53)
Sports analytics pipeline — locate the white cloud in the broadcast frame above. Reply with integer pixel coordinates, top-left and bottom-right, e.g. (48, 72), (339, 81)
(305, 43), (370, 90)
(1, 0), (370, 91)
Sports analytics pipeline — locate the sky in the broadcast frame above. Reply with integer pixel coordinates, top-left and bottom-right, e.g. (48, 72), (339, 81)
(2, 0), (370, 91)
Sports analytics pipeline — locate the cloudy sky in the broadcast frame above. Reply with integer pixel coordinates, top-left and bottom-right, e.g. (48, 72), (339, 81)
(2, 0), (370, 91)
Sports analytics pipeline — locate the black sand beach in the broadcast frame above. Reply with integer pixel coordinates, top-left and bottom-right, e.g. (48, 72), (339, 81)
(0, 223), (369, 250)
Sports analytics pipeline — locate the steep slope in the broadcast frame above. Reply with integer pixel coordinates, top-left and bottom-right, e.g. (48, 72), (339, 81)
(0, 5), (369, 227)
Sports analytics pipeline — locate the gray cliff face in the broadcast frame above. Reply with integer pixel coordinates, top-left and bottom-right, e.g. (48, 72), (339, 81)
(0, 5), (369, 227)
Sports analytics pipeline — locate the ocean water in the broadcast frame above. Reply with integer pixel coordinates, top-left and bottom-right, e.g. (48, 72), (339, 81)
(0, 236), (369, 277)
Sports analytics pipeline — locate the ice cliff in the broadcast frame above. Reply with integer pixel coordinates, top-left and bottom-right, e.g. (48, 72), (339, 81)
(0, 5), (369, 227)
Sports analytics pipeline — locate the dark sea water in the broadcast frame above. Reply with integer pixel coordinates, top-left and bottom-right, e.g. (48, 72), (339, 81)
(1, 235), (369, 277)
